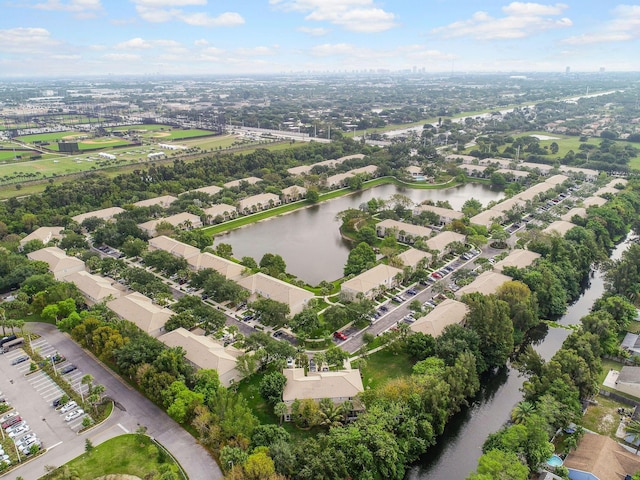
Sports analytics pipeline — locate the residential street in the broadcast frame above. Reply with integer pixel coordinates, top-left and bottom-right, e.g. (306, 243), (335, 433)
(7, 323), (222, 480)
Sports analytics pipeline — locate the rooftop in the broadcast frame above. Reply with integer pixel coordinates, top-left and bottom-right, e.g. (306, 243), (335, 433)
(456, 271), (512, 297)
(410, 299), (469, 337)
(282, 368), (363, 403)
(543, 220), (577, 237)
(564, 432), (640, 480)
(493, 249), (541, 272)
(341, 264), (403, 294)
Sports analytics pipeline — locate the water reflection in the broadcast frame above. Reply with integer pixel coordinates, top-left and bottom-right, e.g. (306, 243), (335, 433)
(219, 183), (504, 285)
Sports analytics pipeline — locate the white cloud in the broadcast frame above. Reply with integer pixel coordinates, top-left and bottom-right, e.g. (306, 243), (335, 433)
(431, 2), (572, 40)
(194, 39), (209, 46)
(115, 38), (182, 49)
(271, 0), (397, 32)
(131, 0), (244, 26)
(235, 46), (278, 57)
(0, 27), (61, 53)
(563, 4), (640, 44)
(297, 26), (329, 36)
(27, 0), (103, 18)
(400, 45), (458, 61)
(102, 53), (141, 61)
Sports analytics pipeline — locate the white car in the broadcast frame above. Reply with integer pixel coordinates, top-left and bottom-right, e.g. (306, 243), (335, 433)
(19, 440), (40, 453)
(9, 424), (29, 438)
(0, 412), (18, 423)
(15, 432), (37, 447)
(65, 409), (84, 422)
(59, 401), (77, 413)
(6, 421), (26, 434)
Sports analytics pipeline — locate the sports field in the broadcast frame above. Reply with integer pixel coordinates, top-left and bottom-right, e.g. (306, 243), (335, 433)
(0, 150), (40, 161)
(109, 124), (215, 140)
(16, 131), (132, 151)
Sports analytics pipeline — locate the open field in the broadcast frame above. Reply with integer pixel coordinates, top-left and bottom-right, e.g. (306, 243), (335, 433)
(16, 131), (132, 151)
(0, 149), (40, 161)
(360, 348), (413, 390)
(40, 434), (185, 480)
(109, 124), (216, 140)
(16, 130), (83, 143)
(109, 124), (171, 132)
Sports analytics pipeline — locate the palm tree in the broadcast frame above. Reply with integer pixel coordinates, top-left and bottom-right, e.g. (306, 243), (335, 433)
(274, 402), (287, 426)
(625, 420), (640, 453)
(340, 400), (354, 423)
(511, 401), (536, 424)
(319, 398), (343, 429)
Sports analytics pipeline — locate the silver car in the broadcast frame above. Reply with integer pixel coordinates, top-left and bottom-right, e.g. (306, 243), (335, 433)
(9, 424), (30, 438)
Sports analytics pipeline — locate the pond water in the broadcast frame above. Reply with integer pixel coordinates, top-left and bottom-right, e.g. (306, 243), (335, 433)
(406, 235), (633, 480)
(217, 183), (504, 285)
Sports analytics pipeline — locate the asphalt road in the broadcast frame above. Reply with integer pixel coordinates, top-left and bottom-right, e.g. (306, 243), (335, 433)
(5, 323), (222, 480)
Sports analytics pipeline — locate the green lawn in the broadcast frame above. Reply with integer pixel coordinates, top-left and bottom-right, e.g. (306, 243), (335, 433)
(360, 348), (413, 390)
(0, 150), (40, 161)
(581, 394), (627, 439)
(40, 434), (185, 480)
(109, 124), (173, 132)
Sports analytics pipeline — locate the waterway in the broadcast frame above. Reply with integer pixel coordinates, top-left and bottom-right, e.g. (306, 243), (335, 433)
(407, 234), (634, 480)
(217, 183), (504, 285)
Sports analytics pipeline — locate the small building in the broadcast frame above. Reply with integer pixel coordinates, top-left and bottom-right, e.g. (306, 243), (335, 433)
(158, 328), (243, 387)
(376, 219), (433, 244)
(606, 177), (627, 189)
(620, 333), (640, 357)
(410, 299), (469, 337)
(544, 174), (570, 186)
(496, 168), (530, 182)
(491, 196), (525, 214)
(281, 185), (307, 203)
(412, 205), (464, 224)
(187, 252), (246, 281)
(26, 246), (86, 280)
(543, 220), (577, 237)
(561, 207), (587, 223)
(186, 185), (223, 197)
(19, 226), (64, 250)
(459, 164), (488, 177)
(425, 231), (466, 257)
(516, 182), (554, 202)
(236, 193), (281, 214)
(559, 166), (598, 181)
(98, 152), (116, 160)
(469, 209), (502, 229)
(325, 172), (353, 188)
(341, 264), (403, 302)
(158, 143), (186, 150)
(107, 292), (174, 337)
(483, 158), (513, 169)
(238, 273), (314, 316)
(133, 195), (178, 209)
(493, 249), (541, 273)
(446, 154), (477, 164)
(65, 270), (124, 304)
(595, 186), (620, 197)
(138, 212), (203, 237)
(148, 235), (201, 260)
(203, 204), (237, 223)
(583, 196), (608, 208)
(564, 432), (640, 480)
(614, 366), (640, 398)
(520, 162), (554, 176)
(456, 271), (512, 298)
(405, 165), (422, 177)
(396, 248), (432, 269)
(223, 176), (262, 189)
(282, 368), (364, 421)
(72, 207), (125, 225)
(147, 152), (165, 160)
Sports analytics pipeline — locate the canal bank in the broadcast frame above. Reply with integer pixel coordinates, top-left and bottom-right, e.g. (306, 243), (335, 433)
(406, 234), (635, 480)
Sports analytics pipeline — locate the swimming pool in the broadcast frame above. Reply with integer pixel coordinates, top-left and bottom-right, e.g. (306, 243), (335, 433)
(546, 454), (563, 467)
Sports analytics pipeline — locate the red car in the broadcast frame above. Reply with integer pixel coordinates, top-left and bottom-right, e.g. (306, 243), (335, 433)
(2, 416), (21, 430)
(431, 272), (442, 279)
(333, 331), (347, 341)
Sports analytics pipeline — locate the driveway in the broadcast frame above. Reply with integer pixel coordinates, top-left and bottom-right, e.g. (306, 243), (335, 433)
(6, 323), (222, 480)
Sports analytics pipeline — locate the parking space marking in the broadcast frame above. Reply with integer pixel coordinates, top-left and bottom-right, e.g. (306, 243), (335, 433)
(117, 423), (129, 433)
(47, 441), (63, 450)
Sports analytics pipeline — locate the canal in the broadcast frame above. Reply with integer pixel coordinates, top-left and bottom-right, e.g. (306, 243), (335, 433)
(406, 234), (634, 480)
(217, 182), (504, 285)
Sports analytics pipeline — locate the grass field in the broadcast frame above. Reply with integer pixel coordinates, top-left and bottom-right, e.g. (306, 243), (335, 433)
(15, 131), (132, 151)
(360, 348), (413, 390)
(146, 128), (214, 140)
(16, 131), (82, 143)
(0, 150), (40, 161)
(40, 434), (184, 480)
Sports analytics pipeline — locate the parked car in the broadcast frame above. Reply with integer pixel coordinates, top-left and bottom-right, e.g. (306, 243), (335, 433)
(60, 364), (77, 374)
(406, 288), (417, 295)
(11, 355), (29, 366)
(21, 441), (41, 455)
(6, 421), (26, 434)
(379, 305), (388, 312)
(431, 272), (442, 279)
(15, 432), (37, 448)
(52, 397), (64, 408)
(65, 409), (84, 422)
(0, 412), (19, 424)
(2, 416), (22, 430)
(393, 296), (404, 302)
(9, 424), (29, 438)
(60, 401), (78, 413)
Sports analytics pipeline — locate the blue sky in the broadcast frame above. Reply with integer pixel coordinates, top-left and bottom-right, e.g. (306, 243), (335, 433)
(1, 0), (639, 76)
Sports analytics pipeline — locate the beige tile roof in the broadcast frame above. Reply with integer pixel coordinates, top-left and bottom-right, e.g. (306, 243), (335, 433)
(544, 174), (570, 186)
(377, 219), (433, 239)
(491, 196), (525, 214)
(561, 207), (587, 222)
(188, 185), (223, 196)
(543, 220), (577, 237)
(133, 195), (178, 208)
(148, 235), (201, 259)
(516, 182), (554, 202)
(138, 212), (202, 235)
(456, 271), (512, 297)
(397, 248), (432, 269)
(425, 231), (466, 252)
(107, 292), (174, 336)
(350, 165), (377, 175)
(65, 271), (124, 303)
(237, 193), (281, 211)
(203, 203), (236, 219)
(287, 165), (313, 176)
(281, 185), (307, 198)
(187, 252), (246, 280)
(469, 209), (501, 228)
(341, 264), (403, 297)
(223, 176), (262, 189)
(493, 249), (541, 272)
(606, 177), (627, 188)
(72, 207), (125, 224)
(158, 328), (243, 387)
(410, 299), (469, 337)
(326, 172), (352, 186)
(282, 368), (363, 403)
(520, 162), (554, 173)
(482, 158), (513, 168)
(238, 273), (314, 315)
(20, 226), (64, 246)
(496, 168), (529, 178)
(559, 166), (598, 178)
(446, 154), (476, 163)
(583, 196), (608, 207)
(461, 164), (488, 173)
(595, 186), (620, 197)
(337, 154), (365, 162)
(413, 205), (464, 221)
(26, 246), (86, 280)
(406, 166), (422, 175)
(564, 432), (640, 480)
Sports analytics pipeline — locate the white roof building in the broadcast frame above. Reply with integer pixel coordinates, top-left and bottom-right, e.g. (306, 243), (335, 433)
(148, 235), (201, 260)
(469, 209), (502, 229)
(456, 271), (512, 297)
(187, 252), (246, 281)
(543, 220), (576, 237)
(238, 273), (314, 316)
(65, 271), (124, 304)
(410, 299), (469, 337)
(108, 292), (174, 337)
(187, 185), (223, 197)
(520, 162), (554, 175)
(203, 204), (237, 222)
(595, 186), (620, 197)
(425, 231), (466, 254)
(493, 249), (541, 273)
(446, 154), (477, 164)
(376, 219), (433, 242)
(72, 207), (125, 224)
(412, 205), (464, 223)
(133, 195), (178, 209)
(561, 207), (587, 223)
(282, 368), (363, 406)
(19, 226), (64, 248)
(159, 328), (243, 387)
(223, 176), (262, 189)
(396, 248), (432, 269)
(138, 212), (203, 237)
(281, 185), (307, 202)
(544, 174), (570, 186)
(237, 193), (281, 214)
(26, 246), (86, 280)
(583, 196), (608, 208)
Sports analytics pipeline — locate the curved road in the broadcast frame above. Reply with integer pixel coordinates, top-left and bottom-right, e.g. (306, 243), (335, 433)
(13, 323), (222, 480)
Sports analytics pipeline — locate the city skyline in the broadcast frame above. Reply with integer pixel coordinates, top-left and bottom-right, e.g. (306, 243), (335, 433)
(1, 0), (639, 77)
